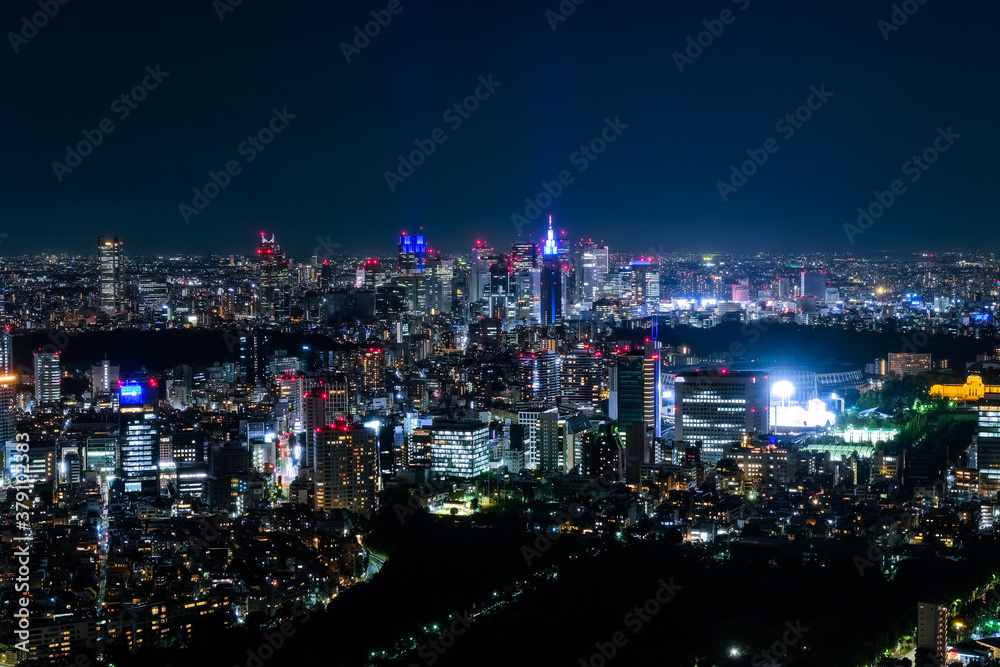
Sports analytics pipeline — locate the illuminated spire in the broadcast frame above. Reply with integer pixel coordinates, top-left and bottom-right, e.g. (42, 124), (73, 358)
(543, 215), (558, 256)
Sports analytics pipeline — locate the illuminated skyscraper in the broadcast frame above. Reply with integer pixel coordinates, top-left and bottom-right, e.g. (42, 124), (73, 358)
(540, 216), (563, 326)
(674, 371), (770, 467)
(119, 377), (160, 495)
(34, 351), (61, 408)
(238, 328), (269, 387)
(398, 233), (427, 273)
(314, 420), (378, 517)
(429, 421), (489, 479)
(799, 270), (827, 300)
(92, 360), (121, 410)
(98, 236), (124, 315)
(257, 232), (289, 320)
(0, 328), (13, 445)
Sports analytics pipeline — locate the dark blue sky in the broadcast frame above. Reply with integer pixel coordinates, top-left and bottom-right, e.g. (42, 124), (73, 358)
(1, 0), (996, 256)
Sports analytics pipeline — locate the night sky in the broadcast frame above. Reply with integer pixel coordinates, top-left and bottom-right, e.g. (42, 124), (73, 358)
(1, 0), (997, 256)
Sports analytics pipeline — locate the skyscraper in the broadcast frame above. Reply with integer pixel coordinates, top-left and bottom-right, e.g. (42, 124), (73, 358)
(98, 236), (124, 315)
(119, 377), (160, 495)
(540, 216), (563, 326)
(314, 420), (378, 517)
(257, 232), (289, 320)
(674, 370), (770, 467)
(609, 353), (644, 435)
(799, 270), (827, 300)
(92, 359), (121, 410)
(398, 233), (427, 273)
(0, 328), (13, 445)
(238, 328), (268, 387)
(429, 421), (489, 479)
(34, 351), (61, 408)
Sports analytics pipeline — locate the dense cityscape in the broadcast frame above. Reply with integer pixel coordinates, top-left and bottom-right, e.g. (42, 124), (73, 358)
(3, 1), (999, 665)
(1, 231), (1000, 665)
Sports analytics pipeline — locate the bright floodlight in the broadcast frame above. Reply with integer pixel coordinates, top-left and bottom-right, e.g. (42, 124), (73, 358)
(772, 381), (795, 399)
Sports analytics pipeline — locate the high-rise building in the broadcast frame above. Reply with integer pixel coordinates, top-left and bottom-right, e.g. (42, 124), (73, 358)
(313, 420), (378, 517)
(429, 421), (489, 479)
(398, 233), (427, 274)
(521, 351), (561, 403)
(799, 270), (827, 300)
(239, 328), (269, 387)
(92, 360), (121, 410)
(99, 236), (124, 315)
(887, 352), (932, 377)
(976, 394), (1000, 497)
(560, 344), (602, 407)
(609, 353), (644, 435)
(0, 328), (13, 444)
(257, 232), (289, 320)
(540, 217), (563, 326)
(119, 377), (160, 495)
(643, 349), (661, 438)
(674, 371), (770, 467)
(916, 602), (947, 666)
(34, 351), (62, 408)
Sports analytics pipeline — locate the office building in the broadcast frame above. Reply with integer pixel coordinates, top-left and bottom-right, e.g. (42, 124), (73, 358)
(34, 351), (62, 408)
(799, 270), (827, 300)
(119, 378), (160, 495)
(257, 232), (290, 320)
(99, 236), (124, 315)
(314, 421), (378, 517)
(92, 359), (121, 410)
(429, 422), (489, 479)
(674, 371), (770, 467)
(0, 328), (13, 444)
(887, 352), (932, 378)
(976, 394), (1000, 497)
(239, 328), (269, 387)
(398, 233), (427, 274)
(610, 353), (645, 435)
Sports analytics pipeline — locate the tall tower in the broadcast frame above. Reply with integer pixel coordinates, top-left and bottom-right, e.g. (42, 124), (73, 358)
(540, 216), (563, 326)
(398, 233), (427, 274)
(257, 233), (289, 320)
(119, 377), (160, 495)
(314, 420), (378, 517)
(0, 328), (14, 444)
(98, 236), (123, 315)
(33, 351), (61, 408)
